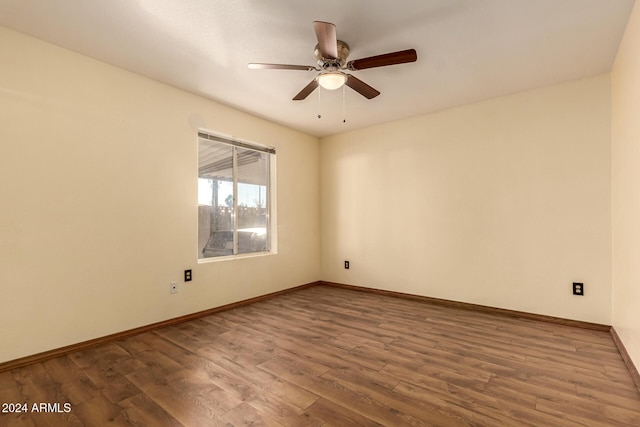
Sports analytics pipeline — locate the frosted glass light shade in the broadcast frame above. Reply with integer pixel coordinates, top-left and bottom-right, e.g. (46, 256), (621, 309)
(318, 72), (347, 90)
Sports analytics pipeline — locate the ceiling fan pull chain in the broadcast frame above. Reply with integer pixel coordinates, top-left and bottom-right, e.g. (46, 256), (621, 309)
(342, 84), (347, 123)
(317, 85), (322, 119)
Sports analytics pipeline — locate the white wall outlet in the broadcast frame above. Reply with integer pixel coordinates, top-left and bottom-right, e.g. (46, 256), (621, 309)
(170, 282), (178, 294)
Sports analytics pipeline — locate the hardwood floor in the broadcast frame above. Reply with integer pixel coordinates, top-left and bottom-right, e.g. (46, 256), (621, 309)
(1, 285), (639, 426)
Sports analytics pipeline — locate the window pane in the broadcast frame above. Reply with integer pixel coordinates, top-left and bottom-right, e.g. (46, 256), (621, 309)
(198, 142), (234, 258)
(236, 147), (269, 254)
(198, 133), (273, 260)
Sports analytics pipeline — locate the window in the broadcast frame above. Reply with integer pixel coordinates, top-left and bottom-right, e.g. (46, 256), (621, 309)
(197, 131), (275, 259)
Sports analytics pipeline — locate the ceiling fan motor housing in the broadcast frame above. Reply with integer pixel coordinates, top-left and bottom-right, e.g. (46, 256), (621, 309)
(315, 40), (350, 69)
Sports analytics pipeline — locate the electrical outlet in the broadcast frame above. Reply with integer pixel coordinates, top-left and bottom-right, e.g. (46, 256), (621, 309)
(170, 282), (178, 294)
(573, 282), (584, 296)
(344, 260), (350, 269)
(184, 269), (192, 282)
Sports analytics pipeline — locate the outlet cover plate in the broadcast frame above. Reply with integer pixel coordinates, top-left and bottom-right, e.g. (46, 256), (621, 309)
(573, 282), (584, 296)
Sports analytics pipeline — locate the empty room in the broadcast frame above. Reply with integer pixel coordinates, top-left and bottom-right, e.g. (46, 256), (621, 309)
(1, 0), (640, 425)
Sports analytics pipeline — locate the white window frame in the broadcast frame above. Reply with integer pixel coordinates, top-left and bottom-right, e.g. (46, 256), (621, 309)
(197, 130), (277, 262)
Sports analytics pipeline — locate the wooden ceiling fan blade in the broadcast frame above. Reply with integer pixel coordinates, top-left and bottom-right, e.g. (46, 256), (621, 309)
(313, 21), (338, 59)
(293, 79), (319, 100)
(345, 75), (380, 99)
(347, 49), (417, 70)
(248, 63), (316, 71)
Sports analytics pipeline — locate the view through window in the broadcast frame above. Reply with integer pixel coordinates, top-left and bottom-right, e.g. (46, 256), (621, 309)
(197, 132), (274, 259)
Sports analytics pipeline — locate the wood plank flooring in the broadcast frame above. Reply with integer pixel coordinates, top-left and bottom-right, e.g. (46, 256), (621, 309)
(1, 285), (639, 426)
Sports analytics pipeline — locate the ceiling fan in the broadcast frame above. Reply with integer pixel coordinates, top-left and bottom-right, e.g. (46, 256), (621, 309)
(248, 21), (417, 101)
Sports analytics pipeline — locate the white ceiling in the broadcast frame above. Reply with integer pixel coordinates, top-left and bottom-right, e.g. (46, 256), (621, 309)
(0, 0), (635, 137)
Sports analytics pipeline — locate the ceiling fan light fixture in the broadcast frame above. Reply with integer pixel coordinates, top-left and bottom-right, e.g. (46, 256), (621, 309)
(317, 72), (347, 90)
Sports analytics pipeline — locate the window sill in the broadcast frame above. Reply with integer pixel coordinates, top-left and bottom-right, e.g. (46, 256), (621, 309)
(197, 251), (276, 264)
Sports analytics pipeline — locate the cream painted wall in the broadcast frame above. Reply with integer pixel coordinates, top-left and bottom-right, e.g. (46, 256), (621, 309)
(612, 1), (640, 373)
(321, 75), (612, 324)
(0, 27), (320, 363)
